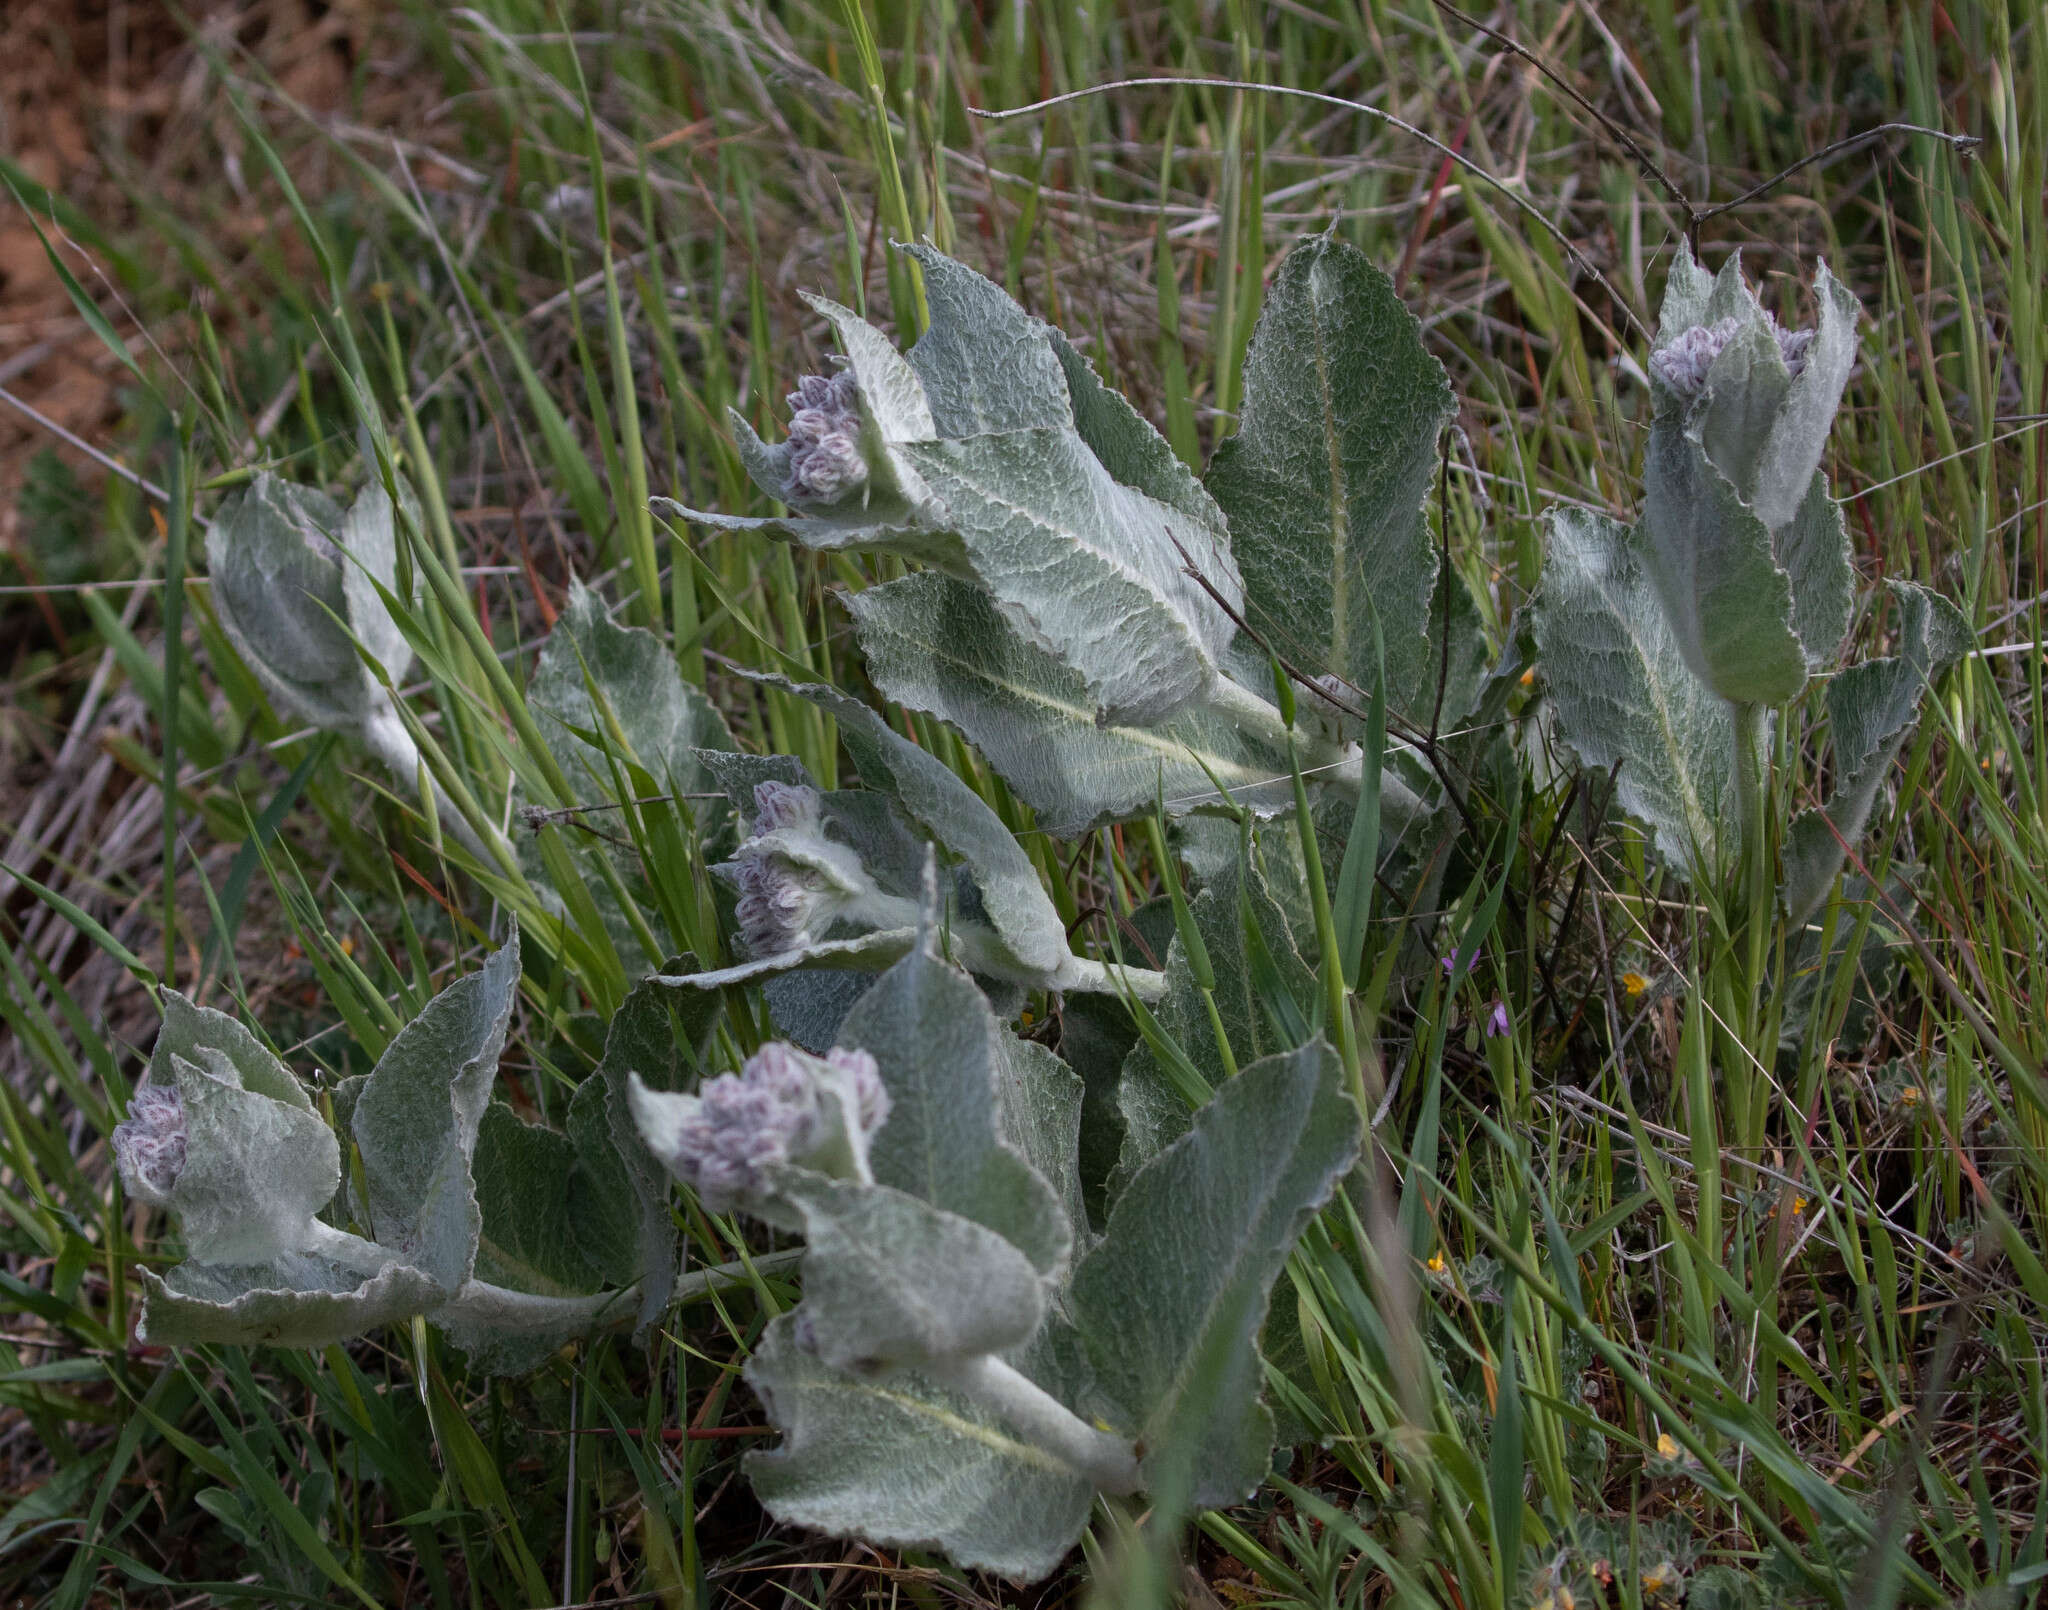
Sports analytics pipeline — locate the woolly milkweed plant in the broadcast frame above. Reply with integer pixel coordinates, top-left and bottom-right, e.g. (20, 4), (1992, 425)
(112, 232), (1971, 1596)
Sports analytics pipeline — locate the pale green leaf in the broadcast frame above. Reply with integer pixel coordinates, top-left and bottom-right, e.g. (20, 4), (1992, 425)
(564, 1073), (641, 1290)
(1204, 236), (1461, 726)
(836, 938), (1071, 1278)
(431, 1281), (637, 1377)
(470, 1103), (607, 1297)
(527, 578), (734, 802)
(902, 244), (1071, 435)
(335, 478), (419, 687)
(1782, 581), (1970, 928)
(849, 573), (1296, 835)
(1745, 262), (1859, 535)
(1639, 423), (1807, 705)
(205, 475), (361, 729)
(896, 427), (1238, 726)
(150, 991), (316, 1115)
(745, 1313), (1094, 1583)
(1653, 240), (1716, 343)
(776, 1172), (1047, 1375)
(138, 1256), (439, 1350)
(993, 1031), (1090, 1259)
(1532, 506), (1734, 881)
(1070, 1041), (1362, 1507)
(352, 930), (522, 1292)
(162, 1042), (340, 1268)
(590, 970), (714, 1329)
(1777, 472), (1855, 672)
(1047, 328), (1223, 529)
(764, 674), (1070, 979)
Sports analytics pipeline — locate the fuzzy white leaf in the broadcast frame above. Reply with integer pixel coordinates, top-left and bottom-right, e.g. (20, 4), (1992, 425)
(351, 930), (521, 1293)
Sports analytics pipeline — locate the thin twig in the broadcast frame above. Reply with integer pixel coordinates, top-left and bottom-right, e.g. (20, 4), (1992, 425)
(1696, 121), (1980, 222)
(973, 76), (1653, 341)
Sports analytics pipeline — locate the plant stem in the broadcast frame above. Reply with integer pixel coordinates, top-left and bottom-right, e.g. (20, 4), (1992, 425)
(1204, 674), (1426, 819)
(1049, 954), (1170, 1003)
(1729, 698), (1773, 1150)
(926, 1353), (1142, 1494)
(299, 1223), (803, 1339)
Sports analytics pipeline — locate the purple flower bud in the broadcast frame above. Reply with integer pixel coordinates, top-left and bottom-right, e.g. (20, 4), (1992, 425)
(1651, 314), (1815, 398)
(646, 1042), (892, 1214)
(1774, 325), (1814, 377)
(750, 779), (820, 836)
(823, 1046), (890, 1135)
(112, 1081), (188, 1206)
(783, 369), (868, 503)
(1648, 317), (1741, 398)
(715, 784), (878, 958)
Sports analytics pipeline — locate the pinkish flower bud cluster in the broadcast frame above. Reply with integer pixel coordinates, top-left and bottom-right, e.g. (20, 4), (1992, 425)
(1650, 315), (1814, 399)
(784, 370), (868, 503)
(112, 1080), (188, 1206)
(719, 783), (874, 957)
(659, 1043), (889, 1214)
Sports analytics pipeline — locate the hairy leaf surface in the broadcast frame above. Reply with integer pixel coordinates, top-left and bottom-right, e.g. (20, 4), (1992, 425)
(352, 931), (522, 1292)
(1532, 507), (1734, 880)
(849, 573), (1295, 834)
(1205, 236), (1462, 726)
(746, 1314), (1094, 1582)
(1071, 1041), (1361, 1506)
(836, 938), (1070, 1278)
(777, 1173), (1047, 1375)
(1782, 581), (1969, 927)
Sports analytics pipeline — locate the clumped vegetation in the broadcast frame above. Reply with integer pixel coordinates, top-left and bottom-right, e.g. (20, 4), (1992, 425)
(1, 2), (2043, 1607)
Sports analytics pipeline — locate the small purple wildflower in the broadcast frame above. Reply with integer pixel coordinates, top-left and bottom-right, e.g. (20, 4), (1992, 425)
(1484, 1000), (1511, 1039)
(1441, 948), (1479, 977)
(784, 370), (867, 503)
(1648, 317), (1741, 398)
(1651, 315), (1815, 399)
(652, 1043), (890, 1214)
(112, 1080), (188, 1206)
(1774, 325), (1814, 376)
(718, 782), (871, 957)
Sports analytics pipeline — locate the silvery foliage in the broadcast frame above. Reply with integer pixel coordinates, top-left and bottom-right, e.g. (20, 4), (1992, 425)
(517, 578), (735, 970)
(631, 897), (1363, 1582)
(119, 930), (672, 1372)
(661, 679), (1167, 1009)
(659, 238), (1480, 838)
(206, 472), (424, 781)
(1533, 246), (1967, 899)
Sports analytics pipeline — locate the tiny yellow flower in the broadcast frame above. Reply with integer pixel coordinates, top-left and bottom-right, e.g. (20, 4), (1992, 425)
(1018, 1008), (1034, 1028)
(1426, 1250), (1447, 1275)
(1656, 1431), (1680, 1459)
(1519, 666), (1537, 687)
(1900, 1085), (1922, 1106)
(1622, 971), (1648, 997)
(1792, 1195), (1808, 1216)
(340, 935), (355, 958)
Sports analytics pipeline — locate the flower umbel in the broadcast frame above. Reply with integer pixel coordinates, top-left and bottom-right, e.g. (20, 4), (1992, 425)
(112, 1081), (188, 1206)
(629, 1042), (891, 1216)
(783, 370), (867, 504)
(1649, 314), (1814, 399)
(716, 782), (888, 957)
